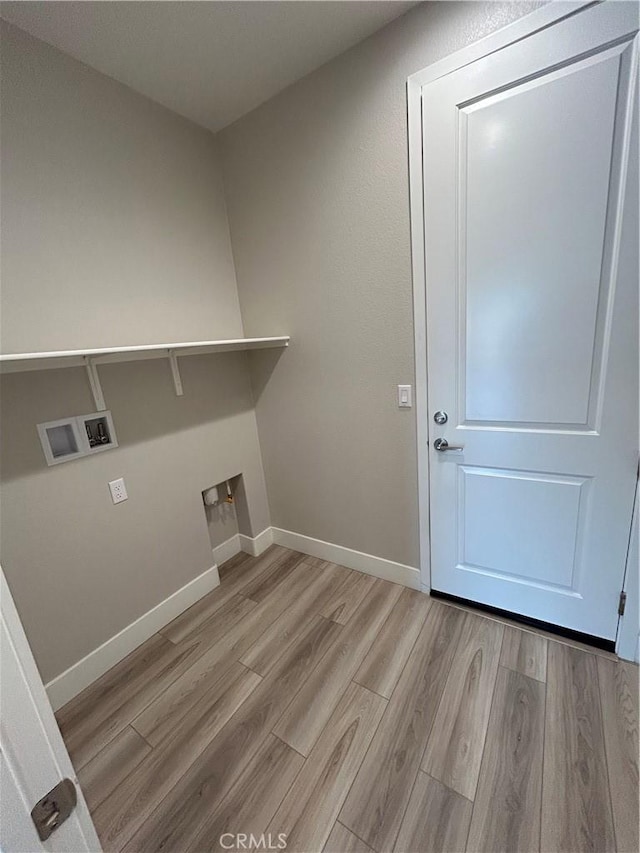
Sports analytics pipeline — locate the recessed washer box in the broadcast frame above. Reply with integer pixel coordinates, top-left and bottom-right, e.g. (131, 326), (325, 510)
(37, 411), (118, 466)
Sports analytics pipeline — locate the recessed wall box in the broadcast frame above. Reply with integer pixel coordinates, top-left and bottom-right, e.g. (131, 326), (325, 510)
(37, 418), (85, 466)
(37, 411), (118, 466)
(79, 411), (118, 455)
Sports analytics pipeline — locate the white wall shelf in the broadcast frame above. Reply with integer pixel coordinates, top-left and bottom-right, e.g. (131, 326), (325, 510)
(0, 336), (290, 409)
(0, 336), (290, 372)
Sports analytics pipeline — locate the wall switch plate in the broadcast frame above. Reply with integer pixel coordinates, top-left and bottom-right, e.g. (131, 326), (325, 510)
(108, 478), (128, 504)
(398, 385), (412, 408)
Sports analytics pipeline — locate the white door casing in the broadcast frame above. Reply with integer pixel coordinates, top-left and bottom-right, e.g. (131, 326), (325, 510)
(0, 568), (101, 852)
(409, 1), (639, 642)
(617, 480), (639, 663)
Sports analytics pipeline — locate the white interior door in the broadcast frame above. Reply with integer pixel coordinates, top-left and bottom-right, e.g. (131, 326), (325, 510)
(421, 1), (639, 642)
(0, 568), (101, 852)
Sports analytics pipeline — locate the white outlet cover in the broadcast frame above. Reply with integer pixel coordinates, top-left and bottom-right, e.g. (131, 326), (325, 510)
(108, 478), (128, 504)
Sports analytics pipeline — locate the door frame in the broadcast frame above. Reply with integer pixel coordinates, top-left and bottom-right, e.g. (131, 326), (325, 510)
(616, 479), (639, 662)
(0, 567), (101, 851)
(407, 1), (638, 657)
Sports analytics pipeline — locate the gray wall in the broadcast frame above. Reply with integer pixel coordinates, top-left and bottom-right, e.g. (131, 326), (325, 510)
(0, 356), (270, 683)
(0, 23), (270, 683)
(219, 1), (542, 568)
(0, 20), (242, 351)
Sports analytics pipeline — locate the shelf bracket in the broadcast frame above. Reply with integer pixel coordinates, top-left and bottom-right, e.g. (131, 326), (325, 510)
(84, 357), (106, 411)
(168, 350), (184, 396)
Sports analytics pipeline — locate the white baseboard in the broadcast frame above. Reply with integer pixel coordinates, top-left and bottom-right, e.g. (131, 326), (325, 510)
(45, 563), (220, 711)
(239, 527), (274, 557)
(212, 533), (242, 566)
(271, 527), (420, 589)
(212, 529), (273, 567)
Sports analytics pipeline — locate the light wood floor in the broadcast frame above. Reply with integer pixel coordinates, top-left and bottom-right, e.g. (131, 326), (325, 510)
(56, 546), (639, 853)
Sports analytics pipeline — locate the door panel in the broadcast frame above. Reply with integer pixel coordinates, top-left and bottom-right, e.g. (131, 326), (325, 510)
(459, 467), (587, 590)
(463, 50), (620, 426)
(422, 1), (639, 640)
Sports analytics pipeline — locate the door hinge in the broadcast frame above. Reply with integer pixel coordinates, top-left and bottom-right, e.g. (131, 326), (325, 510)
(31, 778), (77, 841)
(618, 591), (627, 616)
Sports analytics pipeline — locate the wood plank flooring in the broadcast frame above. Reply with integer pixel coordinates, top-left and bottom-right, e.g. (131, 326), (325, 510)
(57, 546), (639, 853)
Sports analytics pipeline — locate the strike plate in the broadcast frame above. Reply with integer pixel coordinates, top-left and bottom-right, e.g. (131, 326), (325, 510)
(31, 778), (77, 841)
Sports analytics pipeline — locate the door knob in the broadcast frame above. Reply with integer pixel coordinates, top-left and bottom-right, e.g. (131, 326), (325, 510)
(433, 437), (464, 452)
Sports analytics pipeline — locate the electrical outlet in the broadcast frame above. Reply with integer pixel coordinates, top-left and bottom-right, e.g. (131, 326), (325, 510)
(108, 477), (128, 504)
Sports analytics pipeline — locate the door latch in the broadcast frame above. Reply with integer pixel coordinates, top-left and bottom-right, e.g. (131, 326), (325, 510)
(31, 778), (77, 840)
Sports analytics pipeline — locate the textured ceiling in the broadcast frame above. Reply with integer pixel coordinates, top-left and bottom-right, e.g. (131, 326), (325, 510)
(0, 1), (417, 131)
